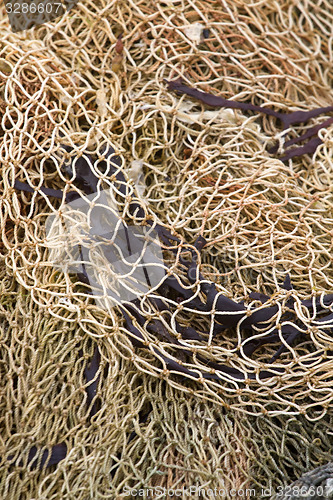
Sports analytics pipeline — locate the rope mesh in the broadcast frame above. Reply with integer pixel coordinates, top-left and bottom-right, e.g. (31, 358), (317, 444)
(1, 0), (333, 497)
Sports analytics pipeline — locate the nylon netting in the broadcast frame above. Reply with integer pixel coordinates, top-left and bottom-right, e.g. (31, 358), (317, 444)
(1, 0), (333, 498)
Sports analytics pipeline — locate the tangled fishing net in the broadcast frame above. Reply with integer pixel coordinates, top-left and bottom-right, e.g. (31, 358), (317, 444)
(1, 0), (333, 497)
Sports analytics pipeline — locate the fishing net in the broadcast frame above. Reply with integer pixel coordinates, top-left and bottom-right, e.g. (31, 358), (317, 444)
(1, 0), (333, 498)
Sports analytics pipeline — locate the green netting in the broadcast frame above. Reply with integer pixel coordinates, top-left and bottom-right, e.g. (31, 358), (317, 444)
(1, 0), (333, 498)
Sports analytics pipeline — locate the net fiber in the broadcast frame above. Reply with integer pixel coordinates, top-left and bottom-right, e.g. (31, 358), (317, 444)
(1, 0), (333, 498)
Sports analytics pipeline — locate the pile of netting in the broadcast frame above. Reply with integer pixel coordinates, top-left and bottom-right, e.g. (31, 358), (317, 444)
(1, 0), (333, 498)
